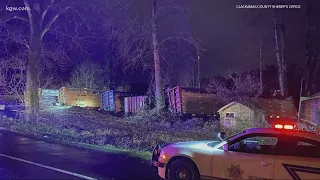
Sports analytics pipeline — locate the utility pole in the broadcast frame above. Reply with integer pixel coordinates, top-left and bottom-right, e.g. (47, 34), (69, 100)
(258, 36), (263, 93)
(197, 52), (201, 89)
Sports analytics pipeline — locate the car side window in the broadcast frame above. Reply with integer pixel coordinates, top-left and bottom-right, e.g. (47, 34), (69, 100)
(229, 135), (278, 155)
(297, 141), (314, 146)
(275, 136), (320, 158)
(295, 138), (320, 158)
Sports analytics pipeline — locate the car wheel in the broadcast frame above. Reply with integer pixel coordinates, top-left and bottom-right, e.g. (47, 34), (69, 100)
(166, 158), (200, 180)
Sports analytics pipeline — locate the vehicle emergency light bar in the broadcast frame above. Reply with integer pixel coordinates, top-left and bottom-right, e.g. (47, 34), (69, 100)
(274, 124), (294, 130)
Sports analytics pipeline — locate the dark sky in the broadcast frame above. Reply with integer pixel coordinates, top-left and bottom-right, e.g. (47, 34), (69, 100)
(186, 0), (311, 77)
(80, 0), (319, 82)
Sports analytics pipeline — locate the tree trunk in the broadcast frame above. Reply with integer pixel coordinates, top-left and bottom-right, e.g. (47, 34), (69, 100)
(280, 9), (287, 97)
(273, 9), (285, 97)
(304, 1), (312, 96)
(26, 10), (42, 121)
(152, 0), (163, 111)
(259, 36), (263, 93)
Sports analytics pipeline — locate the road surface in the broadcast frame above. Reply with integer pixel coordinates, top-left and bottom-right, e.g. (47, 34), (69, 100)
(0, 130), (160, 180)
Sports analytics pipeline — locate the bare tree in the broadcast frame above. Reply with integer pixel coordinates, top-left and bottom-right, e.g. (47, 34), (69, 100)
(273, 9), (286, 97)
(177, 59), (196, 87)
(0, 0), (96, 121)
(196, 52), (201, 88)
(0, 44), (71, 105)
(69, 60), (105, 90)
(303, 0), (320, 96)
(0, 51), (27, 104)
(244, 9), (273, 95)
(105, 0), (204, 111)
(258, 36), (263, 93)
(205, 74), (263, 104)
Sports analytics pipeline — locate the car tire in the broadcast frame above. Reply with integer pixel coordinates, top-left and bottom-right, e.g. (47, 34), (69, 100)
(166, 158), (200, 180)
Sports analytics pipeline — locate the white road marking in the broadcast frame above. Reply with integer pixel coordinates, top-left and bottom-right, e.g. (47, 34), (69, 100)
(0, 153), (98, 180)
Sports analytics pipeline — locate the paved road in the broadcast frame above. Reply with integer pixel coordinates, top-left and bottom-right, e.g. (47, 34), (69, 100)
(0, 130), (160, 180)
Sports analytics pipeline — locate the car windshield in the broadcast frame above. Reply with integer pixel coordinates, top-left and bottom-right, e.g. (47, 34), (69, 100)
(226, 131), (246, 141)
(208, 131), (245, 148)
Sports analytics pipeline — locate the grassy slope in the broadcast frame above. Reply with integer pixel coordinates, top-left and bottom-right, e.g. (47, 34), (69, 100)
(0, 106), (220, 160)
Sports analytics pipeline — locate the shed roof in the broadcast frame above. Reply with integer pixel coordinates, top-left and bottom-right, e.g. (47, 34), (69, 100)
(217, 102), (238, 113)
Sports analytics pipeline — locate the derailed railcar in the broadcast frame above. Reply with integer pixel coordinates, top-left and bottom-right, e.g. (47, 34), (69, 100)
(168, 86), (223, 120)
(58, 87), (101, 108)
(299, 93), (320, 133)
(101, 90), (131, 114)
(124, 96), (147, 115)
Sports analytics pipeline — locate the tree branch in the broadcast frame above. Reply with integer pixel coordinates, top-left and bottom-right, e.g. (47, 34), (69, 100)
(23, 0), (32, 23)
(40, 6), (70, 39)
(42, 0), (55, 22)
(159, 36), (204, 52)
(156, 11), (182, 23)
(1, 15), (29, 24)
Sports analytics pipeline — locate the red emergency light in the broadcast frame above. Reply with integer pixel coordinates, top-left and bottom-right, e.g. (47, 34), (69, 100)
(274, 124), (294, 130)
(284, 125), (294, 130)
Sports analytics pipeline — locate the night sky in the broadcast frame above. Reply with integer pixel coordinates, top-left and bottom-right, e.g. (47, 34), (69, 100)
(44, 0), (320, 81)
(1, 0), (319, 86)
(187, 0), (313, 77)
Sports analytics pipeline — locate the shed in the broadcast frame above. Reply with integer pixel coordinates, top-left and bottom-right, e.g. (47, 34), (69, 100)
(58, 87), (101, 107)
(218, 101), (265, 129)
(101, 90), (131, 113)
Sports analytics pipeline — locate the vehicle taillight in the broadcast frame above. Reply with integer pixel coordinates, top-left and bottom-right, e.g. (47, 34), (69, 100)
(275, 124), (283, 129)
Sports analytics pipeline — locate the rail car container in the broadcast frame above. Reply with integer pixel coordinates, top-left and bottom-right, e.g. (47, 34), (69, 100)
(58, 87), (101, 108)
(101, 90), (131, 113)
(168, 86), (223, 119)
(124, 96), (147, 115)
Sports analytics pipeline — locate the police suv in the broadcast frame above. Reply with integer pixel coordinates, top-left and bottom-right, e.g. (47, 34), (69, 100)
(151, 123), (320, 180)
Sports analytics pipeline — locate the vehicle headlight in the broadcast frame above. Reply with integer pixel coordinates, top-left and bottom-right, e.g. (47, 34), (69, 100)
(159, 150), (166, 160)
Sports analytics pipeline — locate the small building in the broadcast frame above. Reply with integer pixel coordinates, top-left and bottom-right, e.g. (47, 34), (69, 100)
(58, 87), (101, 107)
(218, 98), (298, 130)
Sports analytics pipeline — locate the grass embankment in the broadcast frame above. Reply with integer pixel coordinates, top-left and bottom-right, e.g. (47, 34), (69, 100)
(0, 106), (221, 160)
(0, 116), (151, 159)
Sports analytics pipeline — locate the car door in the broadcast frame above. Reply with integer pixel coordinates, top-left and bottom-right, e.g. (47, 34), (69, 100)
(212, 133), (277, 180)
(273, 135), (320, 180)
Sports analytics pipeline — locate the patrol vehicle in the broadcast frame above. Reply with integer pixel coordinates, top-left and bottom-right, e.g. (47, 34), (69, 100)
(151, 123), (320, 180)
